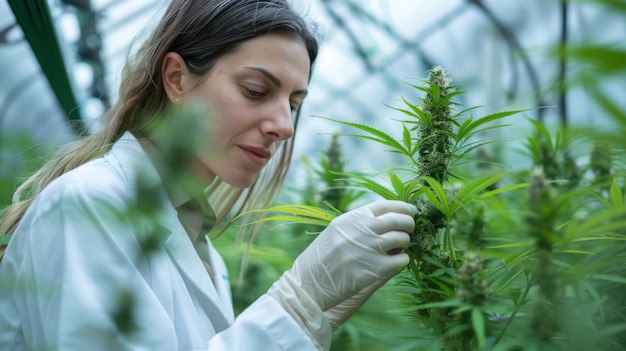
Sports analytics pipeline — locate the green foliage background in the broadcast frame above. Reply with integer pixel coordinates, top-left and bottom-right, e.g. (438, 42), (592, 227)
(1, 0), (625, 350)
(214, 1), (626, 349)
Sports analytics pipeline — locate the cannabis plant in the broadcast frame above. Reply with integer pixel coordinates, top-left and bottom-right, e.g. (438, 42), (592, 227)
(253, 66), (522, 347)
(252, 64), (626, 350)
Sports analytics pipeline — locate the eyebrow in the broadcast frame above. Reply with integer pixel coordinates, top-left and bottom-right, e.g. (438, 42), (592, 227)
(244, 66), (308, 95)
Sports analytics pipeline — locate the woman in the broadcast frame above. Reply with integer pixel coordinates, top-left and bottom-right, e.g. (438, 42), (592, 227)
(0, 0), (416, 350)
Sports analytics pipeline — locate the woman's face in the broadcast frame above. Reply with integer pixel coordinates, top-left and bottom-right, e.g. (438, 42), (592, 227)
(183, 32), (311, 188)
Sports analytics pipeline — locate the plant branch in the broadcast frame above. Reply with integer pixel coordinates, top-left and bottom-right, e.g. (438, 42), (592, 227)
(493, 274), (532, 346)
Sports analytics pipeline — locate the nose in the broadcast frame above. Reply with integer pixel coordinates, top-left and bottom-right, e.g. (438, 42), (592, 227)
(262, 100), (295, 141)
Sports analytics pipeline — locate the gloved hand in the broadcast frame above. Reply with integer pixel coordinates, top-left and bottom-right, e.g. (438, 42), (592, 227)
(267, 199), (415, 343)
(323, 271), (395, 330)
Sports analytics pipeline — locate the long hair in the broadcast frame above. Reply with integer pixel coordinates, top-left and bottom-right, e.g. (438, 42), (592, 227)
(0, 0), (319, 259)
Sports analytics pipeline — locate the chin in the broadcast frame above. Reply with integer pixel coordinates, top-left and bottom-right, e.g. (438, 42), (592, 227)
(221, 173), (259, 189)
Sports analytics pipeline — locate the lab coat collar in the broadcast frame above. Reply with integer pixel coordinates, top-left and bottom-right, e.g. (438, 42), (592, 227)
(162, 223), (231, 330)
(108, 132), (231, 331)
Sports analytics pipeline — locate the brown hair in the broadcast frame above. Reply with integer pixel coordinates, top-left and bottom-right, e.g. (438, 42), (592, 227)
(0, 0), (319, 259)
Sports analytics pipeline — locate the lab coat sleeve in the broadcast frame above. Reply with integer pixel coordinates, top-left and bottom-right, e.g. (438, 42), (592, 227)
(10, 180), (325, 350)
(208, 294), (326, 351)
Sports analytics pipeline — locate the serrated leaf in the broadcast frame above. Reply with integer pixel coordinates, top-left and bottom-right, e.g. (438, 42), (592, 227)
(441, 90), (465, 105)
(453, 139), (503, 162)
(455, 117), (474, 142)
(570, 46), (626, 74)
(401, 96), (428, 122)
(472, 308), (487, 348)
(422, 176), (450, 216)
(430, 82), (441, 104)
(246, 215), (331, 227)
(494, 269), (527, 294)
(485, 241), (534, 249)
(241, 204), (337, 227)
(402, 124), (413, 152)
(386, 105), (419, 119)
(598, 323), (626, 338)
(457, 109), (530, 143)
(404, 81), (430, 93)
(457, 124), (512, 146)
(314, 116), (408, 155)
(610, 177), (623, 207)
(563, 206), (626, 239)
(347, 173), (400, 200)
(592, 273), (626, 284)
(450, 173), (507, 214)
(452, 105), (483, 119)
(585, 81), (626, 123)
(528, 118), (553, 147)
(475, 109), (530, 127)
(389, 172), (407, 200)
(478, 182), (531, 198)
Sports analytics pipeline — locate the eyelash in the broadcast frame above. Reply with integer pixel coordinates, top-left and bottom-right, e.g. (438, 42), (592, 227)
(244, 87), (298, 112)
(246, 87), (264, 98)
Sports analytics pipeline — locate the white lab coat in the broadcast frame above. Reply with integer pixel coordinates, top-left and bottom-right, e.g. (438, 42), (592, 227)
(0, 132), (321, 350)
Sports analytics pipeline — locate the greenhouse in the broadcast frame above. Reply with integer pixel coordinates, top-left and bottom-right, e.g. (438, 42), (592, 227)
(1, 1), (625, 350)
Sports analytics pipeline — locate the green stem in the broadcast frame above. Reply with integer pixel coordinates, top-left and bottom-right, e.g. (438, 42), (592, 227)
(444, 216), (457, 263)
(493, 280), (532, 346)
(408, 258), (421, 284)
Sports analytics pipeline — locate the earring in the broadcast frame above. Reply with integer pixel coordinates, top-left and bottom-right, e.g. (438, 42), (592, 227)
(171, 96), (182, 104)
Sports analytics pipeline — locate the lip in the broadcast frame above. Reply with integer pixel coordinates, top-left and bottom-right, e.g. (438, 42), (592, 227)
(239, 145), (271, 167)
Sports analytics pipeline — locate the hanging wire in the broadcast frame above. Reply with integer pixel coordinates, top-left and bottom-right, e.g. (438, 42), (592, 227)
(558, 0), (569, 127)
(0, 23), (22, 45)
(316, 1), (469, 110)
(467, 0), (547, 121)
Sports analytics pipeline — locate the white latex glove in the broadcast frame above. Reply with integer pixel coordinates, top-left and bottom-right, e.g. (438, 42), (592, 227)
(267, 200), (415, 347)
(323, 271), (395, 330)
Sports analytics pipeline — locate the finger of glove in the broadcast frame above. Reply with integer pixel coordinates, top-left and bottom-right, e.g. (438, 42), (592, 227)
(318, 218), (409, 273)
(379, 230), (411, 253)
(362, 199), (417, 217)
(295, 239), (405, 311)
(384, 251), (410, 272)
(292, 207), (410, 310)
(368, 212), (415, 235)
(327, 222), (407, 267)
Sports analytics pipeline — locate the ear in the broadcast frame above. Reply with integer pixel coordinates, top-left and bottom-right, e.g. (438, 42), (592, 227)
(162, 52), (189, 104)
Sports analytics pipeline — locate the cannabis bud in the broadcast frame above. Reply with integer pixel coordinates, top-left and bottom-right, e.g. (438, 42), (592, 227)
(417, 66), (456, 183)
(456, 251), (488, 305)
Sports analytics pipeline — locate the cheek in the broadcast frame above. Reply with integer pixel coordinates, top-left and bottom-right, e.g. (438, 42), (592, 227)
(201, 106), (242, 157)
(204, 107), (229, 142)
(192, 85), (251, 149)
